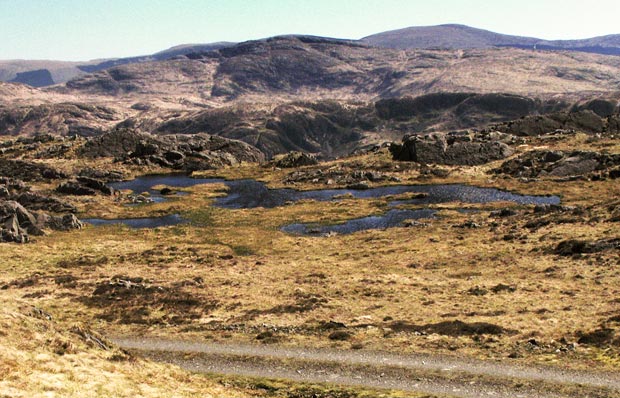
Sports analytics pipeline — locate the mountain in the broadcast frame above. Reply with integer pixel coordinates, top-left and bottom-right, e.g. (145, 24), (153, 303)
(0, 42), (234, 87)
(362, 24), (539, 49)
(362, 24), (620, 55)
(2, 35), (620, 158)
(3, 25), (620, 88)
(53, 35), (620, 105)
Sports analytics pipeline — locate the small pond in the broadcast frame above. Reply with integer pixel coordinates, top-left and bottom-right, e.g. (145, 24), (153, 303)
(281, 209), (437, 236)
(84, 175), (560, 233)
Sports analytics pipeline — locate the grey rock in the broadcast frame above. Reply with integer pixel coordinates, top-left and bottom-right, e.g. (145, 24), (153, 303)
(0, 201), (51, 242)
(76, 177), (115, 195)
(57, 182), (97, 196)
(48, 214), (83, 231)
(164, 150), (185, 162)
(273, 151), (319, 168)
(15, 192), (76, 213)
(493, 150), (620, 179)
(391, 131), (513, 165)
(80, 129), (264, 172)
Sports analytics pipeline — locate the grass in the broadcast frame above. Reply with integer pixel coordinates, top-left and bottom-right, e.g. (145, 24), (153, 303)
(0, 300), (252, 398)
(210, 374), (441, 398)
(1, 134), (619, 396)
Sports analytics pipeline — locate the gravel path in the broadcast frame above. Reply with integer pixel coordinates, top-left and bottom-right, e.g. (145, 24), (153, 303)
(112, 337), (620, 398)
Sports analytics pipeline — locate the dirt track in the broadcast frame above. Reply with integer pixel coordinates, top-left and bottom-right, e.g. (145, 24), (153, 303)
(112, 337), (620, 398)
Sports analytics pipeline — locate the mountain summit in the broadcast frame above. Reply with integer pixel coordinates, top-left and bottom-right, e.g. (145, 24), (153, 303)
(362, 24), (620, 55)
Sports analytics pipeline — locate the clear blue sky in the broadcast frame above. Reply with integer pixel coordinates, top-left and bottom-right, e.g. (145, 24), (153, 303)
(1, 0), (619, 61)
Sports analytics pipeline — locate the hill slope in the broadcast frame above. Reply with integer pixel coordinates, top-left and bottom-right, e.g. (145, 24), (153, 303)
(0, 42), (234, 87)
(2, 37), (620, 159)
(362, 24), (620, 55)
(3, 25), (620, 88)
(54, 36), (620, 105)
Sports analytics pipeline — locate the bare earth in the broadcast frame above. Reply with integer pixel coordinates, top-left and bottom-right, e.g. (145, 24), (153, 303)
(113, 337), (620, 398)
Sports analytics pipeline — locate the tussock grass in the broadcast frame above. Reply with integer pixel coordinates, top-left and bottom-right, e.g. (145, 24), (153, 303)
(1, 140), (619, 396)
(0, 300), (251, 398)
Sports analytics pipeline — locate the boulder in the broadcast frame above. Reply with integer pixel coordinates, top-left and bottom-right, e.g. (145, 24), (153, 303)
(0, 201), (37, 232)
(273, 151), (319, 168)
(56, 182), (97, 196)
(76, 177), (115, 195)
(2, 214), (28, 243)
(391, 131), (513, 165)
(0, 201), (39, 242)
(47, 214), (83, 231)
(0, 199), (83, 243)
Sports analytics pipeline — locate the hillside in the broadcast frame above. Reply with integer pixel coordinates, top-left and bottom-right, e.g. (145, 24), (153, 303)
(53, 36), (620, 104)
(2, 36), (620, 158)
(362, 24), (620, 55)
(3, 25), (620, 88)
(0, 42), (233, 87)
(362, 24), (539, 49)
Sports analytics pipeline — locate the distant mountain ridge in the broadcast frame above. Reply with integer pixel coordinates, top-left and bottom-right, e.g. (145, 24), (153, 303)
(2, 33), (620, 159)
(2, 24), (620, 88)
(0, 42), (235, 87)
(362, 24), (620, 54)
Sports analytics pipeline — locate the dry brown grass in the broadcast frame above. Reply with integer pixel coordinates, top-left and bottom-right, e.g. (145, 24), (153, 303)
(0, 300), (253, 398)
(2, 137), (619, 382)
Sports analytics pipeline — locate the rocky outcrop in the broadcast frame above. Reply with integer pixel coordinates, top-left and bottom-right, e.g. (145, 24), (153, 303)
(0, 200), (82, 243)
(76, 177), (115, 195)
(0, 176), (81, 243)
(0, 159), (66, 182)
(492, 150), (620, 179)
(0, 177), (76, 213)
(0, 103), (116, 137)
(78, 129), (156, 158)
(553, 238), (620, 256)
(375, 93), (560, 125)
(56, 182), (97, 196)
(77, 168), (124, 182)
(493, 110), (620, 136)
(0, 201), (41, 242)
(38, 213), (83, 232)
(283, 168), (395, 186)
(390, 131), (515, 165)
(15, 192), (76, 213)
(154, 101), (375, 159)
(79, 129), (264, 171)
(56, 177), (115, 196)
(273, 152), (318, 168)
(571, 98), (619, 118)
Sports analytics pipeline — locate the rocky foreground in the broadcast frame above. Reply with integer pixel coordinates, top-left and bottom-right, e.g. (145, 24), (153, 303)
(0, 130), (265, 242)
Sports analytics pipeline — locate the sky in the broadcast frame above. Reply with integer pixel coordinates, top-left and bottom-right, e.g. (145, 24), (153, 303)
(1, 0), (619, 61)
